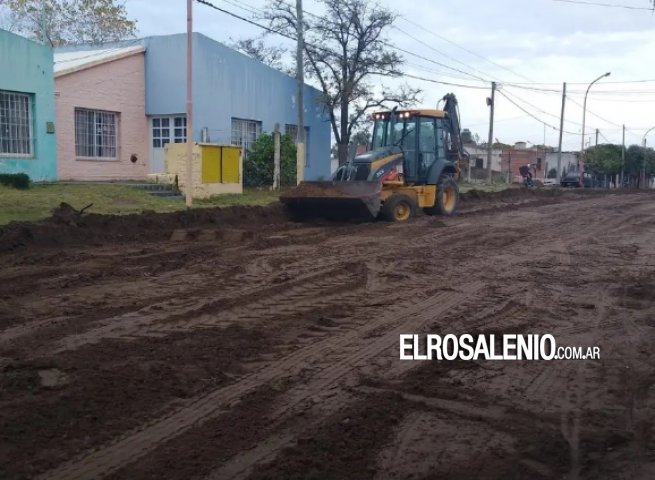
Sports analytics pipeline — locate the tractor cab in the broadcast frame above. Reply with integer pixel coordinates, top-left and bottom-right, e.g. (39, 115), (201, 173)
(370, 109), (457, 184)
(334, 106), (462, 185)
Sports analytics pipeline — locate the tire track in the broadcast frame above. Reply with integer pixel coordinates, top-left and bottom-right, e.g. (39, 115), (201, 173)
(36, 282), (484, 480)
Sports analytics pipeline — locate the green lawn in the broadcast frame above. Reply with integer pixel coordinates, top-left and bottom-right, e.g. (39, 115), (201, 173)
(0, 181), (512, 226)
(0, 184), (281, 225)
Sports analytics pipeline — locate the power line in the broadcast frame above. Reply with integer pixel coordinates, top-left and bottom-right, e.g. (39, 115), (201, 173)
(211, 0), (498, 84)
(551, 0), (654, 10)
(195, 0), (489, 91)
(401, 72), (489, 89)
(392, 25), (505, 83)
(382, 41), (489, 82)
(196, 0), (297, 42)
(398, 16), (534, 83)
(509, 78), (655, 85)
(496, 89), (580, 135)
(566, 95), (624, 128)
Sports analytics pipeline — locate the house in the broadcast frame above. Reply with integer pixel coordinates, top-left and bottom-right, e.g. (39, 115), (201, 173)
(545, 151), (578, 177)
(0, 29), (57, 181)
(54, 46), (148, 181)
(462, 144), (503, 181)
(53, 33), (331, 181)
(501, 143), (548, 183)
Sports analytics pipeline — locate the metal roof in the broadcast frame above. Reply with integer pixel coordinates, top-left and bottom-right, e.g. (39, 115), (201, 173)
(54, 45), (145, 77)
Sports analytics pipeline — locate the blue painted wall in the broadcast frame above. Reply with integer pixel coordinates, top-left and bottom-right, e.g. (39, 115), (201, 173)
(143, 33), (331, 180)
(0, 29), (56, 181)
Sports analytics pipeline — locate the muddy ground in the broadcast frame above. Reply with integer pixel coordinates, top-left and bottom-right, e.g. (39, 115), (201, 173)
(0, 189), (653, 480)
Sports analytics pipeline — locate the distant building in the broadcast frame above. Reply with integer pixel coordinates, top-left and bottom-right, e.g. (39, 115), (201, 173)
(0, 29), (57, 181)
(500, 145), (547, 182)
(545, 151), (578, 177)
(54, 33), (331, 181)
(463, 144), (502, 175)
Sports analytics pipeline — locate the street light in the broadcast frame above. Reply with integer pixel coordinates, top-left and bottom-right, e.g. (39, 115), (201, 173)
(580, 72), (611, 186)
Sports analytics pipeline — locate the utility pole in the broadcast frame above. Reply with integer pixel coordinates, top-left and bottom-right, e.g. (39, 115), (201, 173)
(621, 124), (625, 188)
(295, 0), (305, 185)
(486, 81), (496, 183)
(185, 0), (194, 207)
(273, 124), (281, 190)
(642, 136), (647, 189)
(595, 129), (599, 146)
(556, 82), (566, 183)
(40, 0), (47, 44)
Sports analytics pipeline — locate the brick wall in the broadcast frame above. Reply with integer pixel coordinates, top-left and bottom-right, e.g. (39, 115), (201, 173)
(501, 148), (547, 182)
(55, 53), (148, 181)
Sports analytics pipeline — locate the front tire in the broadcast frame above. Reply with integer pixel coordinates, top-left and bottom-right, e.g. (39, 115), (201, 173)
(380, 194), (416, 222)
(425, 176), (459, 216)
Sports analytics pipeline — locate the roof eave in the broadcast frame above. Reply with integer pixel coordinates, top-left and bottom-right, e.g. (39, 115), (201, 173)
(54, 45), (145, 78)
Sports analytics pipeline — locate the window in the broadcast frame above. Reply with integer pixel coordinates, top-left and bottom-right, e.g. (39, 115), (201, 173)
(173, 117), (187, 143)
(418, 117), (437, 172)
(285, 124), (310, 166)
(152, 116), (186, 148)
(75, 109), (118, 159)
(0, 90), (33, 157)
(231, 118), (262, 159)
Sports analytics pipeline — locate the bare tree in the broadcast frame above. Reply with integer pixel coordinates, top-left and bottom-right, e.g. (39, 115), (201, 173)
(264, 0), (420, 165)
(230, 35), (294, 75)
(4, 0), (136, 46)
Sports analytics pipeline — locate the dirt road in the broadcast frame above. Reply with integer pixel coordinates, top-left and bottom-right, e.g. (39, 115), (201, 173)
(1, 190), (654, 480)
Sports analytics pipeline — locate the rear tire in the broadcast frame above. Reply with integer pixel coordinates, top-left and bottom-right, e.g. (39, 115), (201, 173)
(380, 194), (416, 222)
(424, 176), (459, 216)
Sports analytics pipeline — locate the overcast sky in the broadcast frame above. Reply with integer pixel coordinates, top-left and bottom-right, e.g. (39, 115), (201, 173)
(125, 0), (655, 150)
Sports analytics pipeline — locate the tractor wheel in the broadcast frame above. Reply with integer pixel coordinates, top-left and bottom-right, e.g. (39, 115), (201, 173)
(380, 194), (416, 222)
(424, 176), (459, 216)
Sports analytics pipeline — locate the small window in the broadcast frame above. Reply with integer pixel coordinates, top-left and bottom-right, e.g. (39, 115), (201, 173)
(231, 118), (262, 159)
(152, 116), (186, 147)
(0, 90), (33, 157)
(75, 108), (118, 159)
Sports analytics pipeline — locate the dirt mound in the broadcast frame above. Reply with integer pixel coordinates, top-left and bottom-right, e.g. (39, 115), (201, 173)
(0, 203), (287, 252)
(460, 188), (555, 202)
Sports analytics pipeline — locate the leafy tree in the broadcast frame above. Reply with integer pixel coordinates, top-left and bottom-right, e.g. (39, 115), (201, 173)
(244, 133), (297, 187)
(4, 0), (136, 46)
(625, 145), (655, 186)
(547, 168), (557, 179)
(264, 0), (420, 165)
(585, 144), (622, 176)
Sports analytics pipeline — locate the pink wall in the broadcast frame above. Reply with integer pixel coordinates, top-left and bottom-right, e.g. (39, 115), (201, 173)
(55, 53), (148, 180)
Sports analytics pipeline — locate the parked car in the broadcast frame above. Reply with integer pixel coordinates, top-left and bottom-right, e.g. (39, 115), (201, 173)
(561, 172), (592, 188)
(561, 172), (581, 188)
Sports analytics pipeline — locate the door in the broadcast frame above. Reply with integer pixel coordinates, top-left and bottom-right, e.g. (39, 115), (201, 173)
(149, 116), (187, 173)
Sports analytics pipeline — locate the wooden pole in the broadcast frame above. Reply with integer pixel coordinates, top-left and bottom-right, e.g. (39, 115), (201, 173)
(486, 82), (496, 183)
(556, 82), (566, 183)
(273, 124), (281, 190)
(295, 0), (305, 185)
(185, 0), (194, 207)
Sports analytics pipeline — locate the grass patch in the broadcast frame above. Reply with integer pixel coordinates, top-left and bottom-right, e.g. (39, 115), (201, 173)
(194, 188), (282, 207)
(458, 182), (513, 193)
(0, 184), (281, 225)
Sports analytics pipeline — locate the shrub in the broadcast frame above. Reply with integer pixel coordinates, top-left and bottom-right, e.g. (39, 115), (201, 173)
(244, 133), (297, 187)
(0, 173), (31, 189)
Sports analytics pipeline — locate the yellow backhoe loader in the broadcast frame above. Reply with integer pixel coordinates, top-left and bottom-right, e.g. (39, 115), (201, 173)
(281, 93), (469, 222)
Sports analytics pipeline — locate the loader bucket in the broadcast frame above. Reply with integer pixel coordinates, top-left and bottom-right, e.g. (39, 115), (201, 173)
(280, 181), (382, 221)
